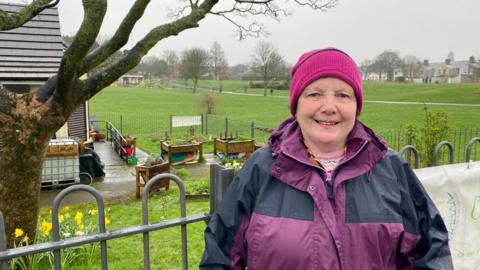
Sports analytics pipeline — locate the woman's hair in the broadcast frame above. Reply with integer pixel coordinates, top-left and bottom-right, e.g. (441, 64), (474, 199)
(289, 48), (363, 115)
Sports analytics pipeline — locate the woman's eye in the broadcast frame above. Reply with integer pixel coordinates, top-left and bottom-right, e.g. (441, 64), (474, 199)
(307, 92), (322, 97)
(337, 93), (350, 98)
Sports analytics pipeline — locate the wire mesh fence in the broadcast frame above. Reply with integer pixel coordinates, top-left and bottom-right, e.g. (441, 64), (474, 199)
(90, 111), (480, 166)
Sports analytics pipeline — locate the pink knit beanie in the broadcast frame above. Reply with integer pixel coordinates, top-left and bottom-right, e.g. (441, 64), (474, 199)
(289, 48), (363, 115)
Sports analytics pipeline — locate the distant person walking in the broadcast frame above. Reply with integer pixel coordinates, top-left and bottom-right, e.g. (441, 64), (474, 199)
(200, 48), (453, 269)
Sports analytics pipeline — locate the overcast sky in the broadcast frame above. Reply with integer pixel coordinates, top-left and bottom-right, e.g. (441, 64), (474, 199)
(10, 0), (480, 65)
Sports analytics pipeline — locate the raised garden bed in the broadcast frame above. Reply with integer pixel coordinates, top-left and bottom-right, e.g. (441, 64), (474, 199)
(161, 140), (203, 165)
(214, 138), (255, 159)
(135, 162), (170, 198)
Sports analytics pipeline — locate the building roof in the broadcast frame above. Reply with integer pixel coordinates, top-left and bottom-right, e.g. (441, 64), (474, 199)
(0, 2), (63, 81)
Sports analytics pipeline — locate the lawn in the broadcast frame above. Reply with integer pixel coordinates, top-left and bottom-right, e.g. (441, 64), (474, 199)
(15, 177), (210, 270)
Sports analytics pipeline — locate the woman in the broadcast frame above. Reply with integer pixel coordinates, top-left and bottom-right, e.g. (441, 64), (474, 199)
(200, 48), (453, 269)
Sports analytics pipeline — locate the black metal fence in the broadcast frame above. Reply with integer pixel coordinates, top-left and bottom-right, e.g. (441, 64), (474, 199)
(0, 165), (236, 270)
(90, 112), (480, 165)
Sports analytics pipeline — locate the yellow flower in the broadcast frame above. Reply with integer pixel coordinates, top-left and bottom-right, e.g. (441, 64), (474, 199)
(40, 220), (52, 237)
(88, 209), (97, 216)
(65, 213), (70, 219)
(14, 228), (24, 238)
(59, 214), (65, 223)
(78, 223), (84, 231)
(21, 235), (29, 243)
(74, 211), (83, 225)
(62, 206), (71, 212)
(49, 209), (52, 215)
(105, 217), (111, 225)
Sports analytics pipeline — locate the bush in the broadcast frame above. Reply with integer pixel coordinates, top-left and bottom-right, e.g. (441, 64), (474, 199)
(403, 106), (451, 167)
(198, 92), (216, 114)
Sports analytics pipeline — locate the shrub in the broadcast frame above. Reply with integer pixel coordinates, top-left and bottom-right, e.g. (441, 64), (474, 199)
(403, 106), (451, 167)
(198, 92), (216, 114)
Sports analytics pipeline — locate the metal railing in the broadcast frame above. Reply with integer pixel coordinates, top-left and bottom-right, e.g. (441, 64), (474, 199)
(0, 165), (236, 270)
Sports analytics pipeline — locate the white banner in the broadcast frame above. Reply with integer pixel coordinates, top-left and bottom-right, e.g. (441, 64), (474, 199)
(415, 161), (480, 270)
(171, 115), (202, 127)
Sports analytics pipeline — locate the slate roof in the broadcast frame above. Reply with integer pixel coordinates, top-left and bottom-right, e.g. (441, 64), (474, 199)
(0, 2), (63, 81)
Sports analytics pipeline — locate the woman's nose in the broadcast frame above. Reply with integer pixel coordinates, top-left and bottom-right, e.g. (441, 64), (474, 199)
(319, 95), (337, 114)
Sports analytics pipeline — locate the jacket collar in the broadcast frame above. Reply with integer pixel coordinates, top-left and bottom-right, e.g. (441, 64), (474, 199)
(268, 117), (387, 188)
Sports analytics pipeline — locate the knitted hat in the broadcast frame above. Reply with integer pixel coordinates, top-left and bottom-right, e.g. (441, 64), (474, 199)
(289, 48), (363, 115)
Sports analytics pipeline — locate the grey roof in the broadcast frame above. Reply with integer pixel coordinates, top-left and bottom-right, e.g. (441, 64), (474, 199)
(0, 2), (63, 81)
(428, 60), (470, 69)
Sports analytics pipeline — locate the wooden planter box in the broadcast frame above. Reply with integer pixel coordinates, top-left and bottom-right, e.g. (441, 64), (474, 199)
(135, 162), (170, 198)
(214, 138), (255, 158)
(161, 141), (203, 165)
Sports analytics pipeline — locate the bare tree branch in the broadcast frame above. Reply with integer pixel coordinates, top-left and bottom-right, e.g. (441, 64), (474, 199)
(79, 0), (151, 74)
(55, 0), (107, 111)
(0, 0), (59, 30)
(83, 0), (219, 97)
(294, 0), (338, 11)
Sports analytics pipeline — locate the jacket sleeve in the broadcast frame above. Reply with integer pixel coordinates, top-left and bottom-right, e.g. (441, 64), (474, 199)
(199, 156), (262, 269)
(395, 157), (454, 270)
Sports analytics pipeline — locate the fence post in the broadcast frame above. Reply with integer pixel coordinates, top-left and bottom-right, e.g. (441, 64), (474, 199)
(209, 164), (235, 215)
(205, 114), (208, 135)
(225, 117), (229, 136)
(251, 122), (255, 139)
(0, 211), (7, 270)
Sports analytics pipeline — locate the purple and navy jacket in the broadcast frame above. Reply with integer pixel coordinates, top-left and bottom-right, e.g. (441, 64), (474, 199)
(200, 117), (453, 269)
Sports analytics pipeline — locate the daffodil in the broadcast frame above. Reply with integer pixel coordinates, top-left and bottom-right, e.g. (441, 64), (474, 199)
(21, 235), (29, 243)
(14, 228), (24, 238)
(40, 220), (52, 237)
(88, 209), (97, 216)
(74, 211), (83, 226)
(59, 214), (65, 223)
(105, 217), (111, 225)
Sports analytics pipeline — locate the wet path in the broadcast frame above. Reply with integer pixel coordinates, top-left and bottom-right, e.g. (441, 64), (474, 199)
(39, 142), (215, 207)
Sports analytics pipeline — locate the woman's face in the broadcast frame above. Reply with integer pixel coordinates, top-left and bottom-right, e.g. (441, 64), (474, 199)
(296, 77), (357, 153)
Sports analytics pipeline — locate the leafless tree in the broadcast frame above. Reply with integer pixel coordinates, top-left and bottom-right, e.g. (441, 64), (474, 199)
(163, 50), (179, 79)
(179, 47), (210, 92)
(403, 54), (421, 82)
(250, 41), (286, 96)
(209, 41), (228, 91)
(0, 0), (337, 246)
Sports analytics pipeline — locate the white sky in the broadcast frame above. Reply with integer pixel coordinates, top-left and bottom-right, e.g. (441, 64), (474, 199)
(9, 0), (480, 65)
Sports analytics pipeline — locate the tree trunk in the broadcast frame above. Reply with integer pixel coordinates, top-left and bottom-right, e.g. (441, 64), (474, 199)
(193, 78), (198, 93)
(0, 92), (62, 247)
(0, 127), (51, 247)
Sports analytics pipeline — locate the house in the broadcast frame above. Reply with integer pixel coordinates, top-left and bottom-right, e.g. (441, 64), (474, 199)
(419, 60), (476, 84)
(0, 2), (89, 140)
(363, 72), (388, 82)
(118, 74), (144, 86)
